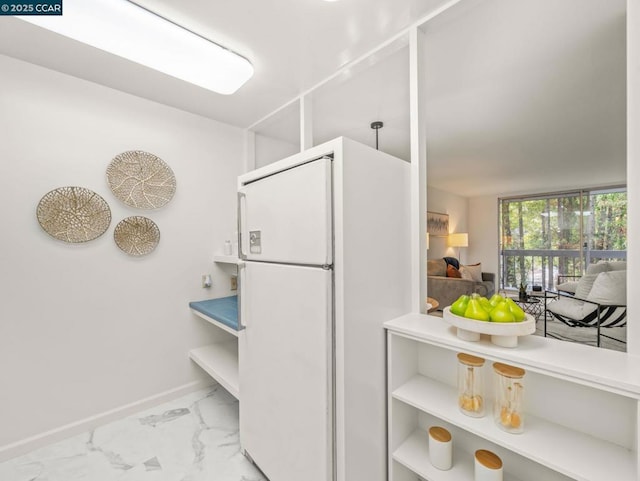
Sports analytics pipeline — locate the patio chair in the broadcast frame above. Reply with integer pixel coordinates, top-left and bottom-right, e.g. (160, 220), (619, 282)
(555, 261), (627, 295)
(544, 269), (626, 347)
(555, 274), (580, 294)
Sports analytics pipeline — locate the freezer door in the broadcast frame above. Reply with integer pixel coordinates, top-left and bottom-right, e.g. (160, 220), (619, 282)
(238, 157), (332, 265)
(239, 261), (332, 481)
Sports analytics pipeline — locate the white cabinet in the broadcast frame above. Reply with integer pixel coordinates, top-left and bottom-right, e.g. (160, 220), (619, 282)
(385, 313), (640, 481)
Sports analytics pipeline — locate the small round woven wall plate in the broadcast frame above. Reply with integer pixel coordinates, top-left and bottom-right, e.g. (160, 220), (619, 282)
(36, 186), (111, 243)
(114, 216), (160, 256)
(106, 150), (176, 209)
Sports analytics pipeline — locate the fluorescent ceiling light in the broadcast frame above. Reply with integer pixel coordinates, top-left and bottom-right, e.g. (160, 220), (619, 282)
(19, 0), (253, 95)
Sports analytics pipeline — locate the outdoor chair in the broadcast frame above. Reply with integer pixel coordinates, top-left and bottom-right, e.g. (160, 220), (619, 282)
(544, 268), (626, 348)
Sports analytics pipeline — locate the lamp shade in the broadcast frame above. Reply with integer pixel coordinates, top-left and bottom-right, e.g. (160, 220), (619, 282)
(448, 233), (469, 248)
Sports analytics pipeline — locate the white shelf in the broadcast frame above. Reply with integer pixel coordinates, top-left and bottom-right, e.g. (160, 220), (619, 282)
(385, 313), (640, 398)
(189, 342), (239, 399)
(393, 374), (636, 481)
(213, 255), (240, 264)
(393, 429), (523, 481)
(190, 308), (239, 337)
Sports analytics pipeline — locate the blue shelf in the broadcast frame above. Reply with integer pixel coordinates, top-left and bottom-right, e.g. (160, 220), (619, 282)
(189, 296), (239, 333)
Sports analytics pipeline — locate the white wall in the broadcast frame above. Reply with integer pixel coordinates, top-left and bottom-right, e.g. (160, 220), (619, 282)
(254, 134), (299, 169)
(467, 195), (500, 285)
(0, 54), (243, 454)
(426, 187), (468, 261)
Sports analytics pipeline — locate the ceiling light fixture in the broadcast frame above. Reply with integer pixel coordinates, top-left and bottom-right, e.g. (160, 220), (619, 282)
(19, 0), (253, 95)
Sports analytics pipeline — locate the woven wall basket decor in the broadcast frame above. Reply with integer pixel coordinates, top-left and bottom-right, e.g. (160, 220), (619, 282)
(36, 186), (112, 243)
(114, 216), (160, 256)
(106, 150), (176, 209)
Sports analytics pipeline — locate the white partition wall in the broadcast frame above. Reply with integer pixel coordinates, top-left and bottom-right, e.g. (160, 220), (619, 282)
(627, 0), (640, 355)
(409, 27), (428, 314)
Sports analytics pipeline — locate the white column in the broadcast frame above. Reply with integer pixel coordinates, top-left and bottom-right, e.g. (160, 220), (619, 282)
(409, 27), (428, 313)
(627, 0), (640, 355)
(300, 95), (313, 151)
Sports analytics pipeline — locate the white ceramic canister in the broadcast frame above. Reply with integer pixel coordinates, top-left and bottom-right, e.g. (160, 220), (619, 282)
(474, 449), (503, 481)
(224, 240), (232, 255)
(428, 426), (452, 470)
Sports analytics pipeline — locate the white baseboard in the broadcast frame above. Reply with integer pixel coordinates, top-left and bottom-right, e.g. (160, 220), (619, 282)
(0, 379), (215, 463)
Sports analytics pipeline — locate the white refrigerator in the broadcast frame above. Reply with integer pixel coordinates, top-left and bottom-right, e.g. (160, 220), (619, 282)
(237, 137), (410, 481)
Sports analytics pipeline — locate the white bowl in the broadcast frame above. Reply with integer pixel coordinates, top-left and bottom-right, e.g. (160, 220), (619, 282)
(443, 306), (535, 348)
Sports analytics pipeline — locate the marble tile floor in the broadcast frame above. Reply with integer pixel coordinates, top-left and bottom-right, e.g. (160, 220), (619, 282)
(0, 386), (267, 481)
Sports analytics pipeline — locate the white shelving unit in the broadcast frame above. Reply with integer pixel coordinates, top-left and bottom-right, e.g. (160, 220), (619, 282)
(188, 297), (240, 399)
(191, 308), (239, 337)
(189, 341), (239, 399)
(385, 313), (640, 481)
(393, 430), (523, 481)
(213, 254), (240, 264)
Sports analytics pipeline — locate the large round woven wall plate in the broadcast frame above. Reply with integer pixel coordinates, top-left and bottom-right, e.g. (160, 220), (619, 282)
(36, 186), (112, 243)
(114, 216), (160, 256)
(106, 150), (176, 209)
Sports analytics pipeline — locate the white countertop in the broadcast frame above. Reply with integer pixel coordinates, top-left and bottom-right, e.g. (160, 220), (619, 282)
(385, 313), (640, 398)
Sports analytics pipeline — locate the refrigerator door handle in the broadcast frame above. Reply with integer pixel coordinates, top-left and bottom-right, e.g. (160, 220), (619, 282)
(237, 190), (247, 260)
(237, 260), (246, 330)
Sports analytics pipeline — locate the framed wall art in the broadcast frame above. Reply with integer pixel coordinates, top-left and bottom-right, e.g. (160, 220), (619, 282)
(427, 211), (449, 237)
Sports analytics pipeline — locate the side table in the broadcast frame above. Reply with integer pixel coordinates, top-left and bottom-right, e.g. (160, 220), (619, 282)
(427, 297), (439, 313)
(505, 292), (544, 319)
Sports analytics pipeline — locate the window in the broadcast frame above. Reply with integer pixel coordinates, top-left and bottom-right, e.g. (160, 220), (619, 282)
(499, 187), (627, 290)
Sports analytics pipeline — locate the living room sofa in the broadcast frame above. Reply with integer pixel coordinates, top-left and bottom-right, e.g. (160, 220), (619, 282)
(427, 258), (495, 310)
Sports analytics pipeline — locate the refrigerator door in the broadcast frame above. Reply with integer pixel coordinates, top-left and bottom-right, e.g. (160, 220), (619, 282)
(238, 157), (332, 266)
(239, 261), (332, 481)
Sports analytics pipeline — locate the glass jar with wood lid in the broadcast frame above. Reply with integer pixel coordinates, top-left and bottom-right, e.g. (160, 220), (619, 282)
(493, 362), (526, 433)
(457, 352), (485, 417)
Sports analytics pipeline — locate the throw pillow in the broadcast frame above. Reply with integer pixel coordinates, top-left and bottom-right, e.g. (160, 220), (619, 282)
(547, 297), (597, 320)
(464, 263), (483, 282)
(459, 265), (474, 280)
(556, 281), (578, 294)
(608, 261), (627, 271)
(587, 270), (626, 306)
(573, 274), (598, 299)
(443, 257), (460, 270)
(586, 262), (611, 275)
(447, 265), (462, 278)
(427, 259), (447, 277)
